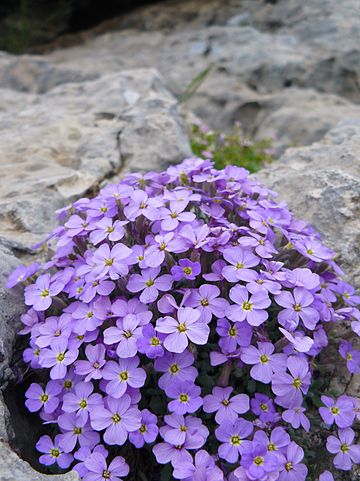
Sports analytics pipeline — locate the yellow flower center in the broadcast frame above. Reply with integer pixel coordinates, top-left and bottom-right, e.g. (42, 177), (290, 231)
(268, 443), (276, 451)
(55, 330), (61, 337)
(105, 258), (113, 266)
(260, 354), (269, 364)
(293, 377), (302, 389)
(100, 207), (108, 213)
(261, 403), (268, 411)
(102, 470), (111, 479)
(180, 425), (187, 432)
(112, 413), (121, 423)
(140, 424), (147, 433)
(242, 301), (253, 311)
(170, 212), (178, 219)
(179, 394), (189, 403)
(120, 371), (129, 381)
(50, 448), (60, 458)
(177, 323), (187, 333)
(293, 303), (302, 312)
(73, 427), (82, 435)
(341, 443), (349, 453)
(34, 348), (40, 356)
(56, 352), (65, 362)
(107, 226), (115, 233)
(87, 311), (93, 318)
(231, 435), (241, 446)
(79, 399), (87, 409)
(64, 380), (72, 389)
(201, 298), (209, 306)
(170, 364), (180, 374)
(123, 330), (133, 339)
(140, 202), (147, 209)
(285, 462), (293, 471)
(145, 279), (155, 287)
(40, 289), (50, 298)
(222, 399), (230, 406)
(183, 267), (192, 275)
(40, 394), (49, 403)
(151, 337), (160, 346)
(306, 248), (314, 255)
(229, 326), (237, 337)
(159, 243), (166, 251)
(346, 353), (353, 360)
(254, 456), (264, 466)
(331, 406), (340, 415)
(236, 263), (245, 269)
(93, 362), (100, 369)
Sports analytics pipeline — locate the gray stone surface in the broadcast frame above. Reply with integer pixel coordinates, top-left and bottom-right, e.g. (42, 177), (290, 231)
(0, 440), (78, 481)
(257, 122), (360, 289)
(0, 0), (359, 478)
(0, 68), (190, 249)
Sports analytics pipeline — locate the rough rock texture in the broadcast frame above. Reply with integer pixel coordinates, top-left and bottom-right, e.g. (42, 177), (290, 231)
(0, 68), (190, 250)
(257, 122), (360, 289)
(0, 0), (359, 479)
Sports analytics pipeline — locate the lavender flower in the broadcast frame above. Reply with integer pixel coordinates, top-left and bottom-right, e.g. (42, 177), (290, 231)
(326, 428), (360, 471)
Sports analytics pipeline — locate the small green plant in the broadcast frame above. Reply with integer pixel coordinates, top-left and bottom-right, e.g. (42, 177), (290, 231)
(189, 121), (273, 173)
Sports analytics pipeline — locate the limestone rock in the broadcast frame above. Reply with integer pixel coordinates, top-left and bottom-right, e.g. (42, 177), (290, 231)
(0, 440), (78, 481)
(0, 68), (190, 249)
(257, 122), (360, 288)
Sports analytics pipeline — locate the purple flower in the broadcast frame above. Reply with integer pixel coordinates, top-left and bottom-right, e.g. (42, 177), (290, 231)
(58, 413), (100, 452)
(285, 268), (320, 290)
(160, 203), (196, 231)
(144, 233), (185, 268)
(75, 344), (106, 381)
(90, 394), (141, 445)
(25, 381), (62, 413)
(277, 442), (308, 481)
(251, 393), (280, 424)
(215, 418), (253, 463)
(240, 342), (286, 384)
(25, 274), (64, 311)
(173, 450), (224, 481)
(326, 428), (360, 471)
(166, 381), (202, 415)
(92, 243), (132, 280)
(162, 413), (208, 447)
(339, 341), (360, 374)
(36, 314), (72, 348)
(203, 387), (249, 423)
(279, 327), (314, 353)
(127, 267), (173, 303)
(253, 426), (290, 454)
(154, 351), (197, 390)
(6, 262), (39, 288)
(156, 307), (210, 353)
(282, 406), (310, 432)
(89, 218), (127, 245)
(36, 434), (73, 468)
(84, 452), (129, 481)
(319, 472), (334, 481)
(240, 442), (279, 480)
(275, 287), (319, 330)
(128, 409), (158, 448)
(187, 284), (230, 324)
(152, 440), (193, 467)
(102, 356), (146, 398)
(227, 285), (271, 326)
(39, 338), (79, 379)
(295, 238), (334, 262)
(239, 232), (278, 258)
(171, 259), (201, 281)
(104, 314), (143, 358)
(137, 324), (165, 359)
(62, 381), (102, 423)
(124, 189), (161, 221)
(319, 395), (355, 428)
(217, 318), (252, 353)
(222, 247), (259, 282)
(272, 356), (311, 408)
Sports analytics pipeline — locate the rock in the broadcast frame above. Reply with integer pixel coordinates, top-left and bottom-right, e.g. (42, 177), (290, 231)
(257, 122), (360, 288)
(0, 246), (25, 384)
(0, 68), (190, 249)
(0, 440), (78, 481)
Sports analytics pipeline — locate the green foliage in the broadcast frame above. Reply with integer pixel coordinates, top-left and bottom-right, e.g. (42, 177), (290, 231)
(189, 122), (273, 173)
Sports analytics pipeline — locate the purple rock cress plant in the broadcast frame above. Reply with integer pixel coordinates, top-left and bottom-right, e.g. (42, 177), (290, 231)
(8, 158), (360, 481)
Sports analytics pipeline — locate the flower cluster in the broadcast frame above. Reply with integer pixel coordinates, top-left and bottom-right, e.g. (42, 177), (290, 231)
(9, 158), (360, 481)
